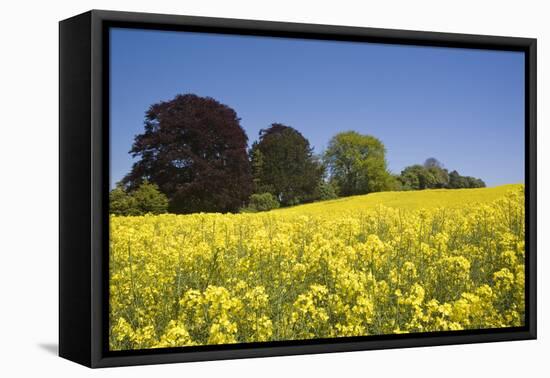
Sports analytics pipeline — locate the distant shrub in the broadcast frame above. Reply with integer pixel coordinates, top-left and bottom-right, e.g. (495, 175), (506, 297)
(133, 181), (169, 215)
(245, 193), (280, 212)
(286, 197), (301, 207)
(109, 185), (140, 216)
(398, 159), (486, 191)
(109, 181), (169, 216)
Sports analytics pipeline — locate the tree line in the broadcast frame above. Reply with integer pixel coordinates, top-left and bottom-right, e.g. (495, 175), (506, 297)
(110, 94), (485, 215)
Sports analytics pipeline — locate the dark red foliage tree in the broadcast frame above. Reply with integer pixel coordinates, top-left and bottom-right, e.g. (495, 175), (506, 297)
(122, 94), (252, 214)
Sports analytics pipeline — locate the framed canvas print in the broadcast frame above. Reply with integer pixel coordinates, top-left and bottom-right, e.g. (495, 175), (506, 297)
(59, 10), (537, 368)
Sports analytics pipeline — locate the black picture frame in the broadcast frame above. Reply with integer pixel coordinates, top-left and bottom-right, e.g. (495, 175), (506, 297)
(59, 9), (537, 368)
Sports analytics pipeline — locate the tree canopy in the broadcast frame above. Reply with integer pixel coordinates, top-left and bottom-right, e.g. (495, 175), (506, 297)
(109, 185), (140, 216)
(448, 170), (486, 189)
(111, 93), (488, 215)
(249, 124), (324, 206)
(122, 94), (252, 214)
(132, 181), (169, 214)
(109, 181), (168, 216)
(324, 131), (394, 196)
(399, 158), (485, 190)
(242, 192), (280, 212)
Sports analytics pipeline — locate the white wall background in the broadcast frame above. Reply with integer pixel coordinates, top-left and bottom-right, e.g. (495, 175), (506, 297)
(0, 0), (546, 376)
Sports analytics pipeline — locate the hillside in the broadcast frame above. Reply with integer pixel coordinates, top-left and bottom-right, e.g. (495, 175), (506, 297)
(270, 183), (523, 216)
(110, 182), (525, 349)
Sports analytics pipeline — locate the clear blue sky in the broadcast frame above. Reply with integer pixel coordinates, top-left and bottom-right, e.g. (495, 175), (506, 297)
(110, 28), (525, 188)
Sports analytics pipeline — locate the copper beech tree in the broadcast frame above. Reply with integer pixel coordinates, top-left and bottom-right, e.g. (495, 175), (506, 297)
(122, 94), (252, 214)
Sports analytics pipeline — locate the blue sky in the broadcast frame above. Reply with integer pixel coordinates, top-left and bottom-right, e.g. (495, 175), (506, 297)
(110, 28), (525, 188)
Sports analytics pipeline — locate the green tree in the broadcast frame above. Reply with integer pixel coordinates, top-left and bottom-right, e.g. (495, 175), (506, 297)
(244, 192), (280, 212)
(399, 165), (436, 190)
(400, 164), (451, 190)
(315, 180), (339, 201)
(448, 170), (467, 188)
(324, 131), (393, 196)
(423, 158), (450, 188)
(250, 124), (324, 206)
(427, 166), (450, 188)
(250, 147), (272, 194)
(109, 184), (139, 216)
(400, 161), (486, 191)
(109, 182), (169, 216)
(447, 170), (486, 189)
(387, 174), (404, 191)
(464, 176), (486, 188)
(132, 181), (169, 215)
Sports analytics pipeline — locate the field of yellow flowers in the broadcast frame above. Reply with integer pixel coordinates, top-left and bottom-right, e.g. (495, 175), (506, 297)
(109, 184), (525, 350)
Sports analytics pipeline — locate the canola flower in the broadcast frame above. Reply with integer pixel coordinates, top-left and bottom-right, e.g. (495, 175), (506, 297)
(109, 184), (525, 350)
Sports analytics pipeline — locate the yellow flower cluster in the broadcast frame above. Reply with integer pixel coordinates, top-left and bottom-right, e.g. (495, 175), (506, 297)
(109, 185), (525, 350)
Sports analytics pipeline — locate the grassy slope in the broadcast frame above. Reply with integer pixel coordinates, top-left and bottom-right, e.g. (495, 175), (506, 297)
(270, 184), (523, 216)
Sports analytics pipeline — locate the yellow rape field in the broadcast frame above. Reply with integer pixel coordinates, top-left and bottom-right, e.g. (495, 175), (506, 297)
(109, 184), (525, 350)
